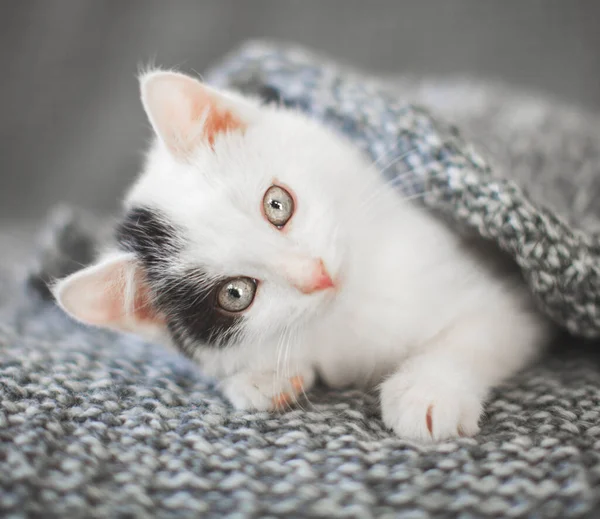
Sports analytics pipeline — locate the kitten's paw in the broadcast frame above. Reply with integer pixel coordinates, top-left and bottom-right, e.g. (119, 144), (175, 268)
(220, 368), (316, 412)
(380, 372), (482, 442)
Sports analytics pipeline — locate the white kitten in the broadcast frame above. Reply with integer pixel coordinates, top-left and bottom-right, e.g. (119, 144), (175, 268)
(53, 70), (550, 442)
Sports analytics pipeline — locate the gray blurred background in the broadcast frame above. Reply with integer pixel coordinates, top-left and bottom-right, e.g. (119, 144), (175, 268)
(1, 0), (599, 225)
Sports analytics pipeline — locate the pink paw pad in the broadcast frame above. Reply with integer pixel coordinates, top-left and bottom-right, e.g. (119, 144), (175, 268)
(426, 405), (433, 435)
(271, 375), (304, 410)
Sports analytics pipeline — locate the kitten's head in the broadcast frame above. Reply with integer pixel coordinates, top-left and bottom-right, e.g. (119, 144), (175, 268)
(54, 70), (372, 357)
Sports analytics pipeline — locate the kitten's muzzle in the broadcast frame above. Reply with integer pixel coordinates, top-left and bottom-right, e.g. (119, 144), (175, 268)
(280, 256), (335, 295)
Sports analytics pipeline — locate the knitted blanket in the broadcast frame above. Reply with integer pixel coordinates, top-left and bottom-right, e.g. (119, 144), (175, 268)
(1, 42), (600, 518)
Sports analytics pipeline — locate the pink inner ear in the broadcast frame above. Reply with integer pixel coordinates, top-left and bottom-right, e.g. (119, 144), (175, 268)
(189, 89), (244, 147)
(131, 270), (164, 325)
(56, 256), (164, 331)
(100, 264), (163, 326)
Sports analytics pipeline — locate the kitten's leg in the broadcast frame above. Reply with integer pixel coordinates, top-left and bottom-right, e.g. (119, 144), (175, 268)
(380, 308), (548, 441)
(220, 364), (317, 411)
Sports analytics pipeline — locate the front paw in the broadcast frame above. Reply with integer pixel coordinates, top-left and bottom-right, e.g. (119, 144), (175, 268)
(220, 368), (316, 412)
(380, 372), (483, 442)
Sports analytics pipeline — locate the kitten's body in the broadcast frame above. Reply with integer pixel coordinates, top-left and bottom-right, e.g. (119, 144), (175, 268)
(54, 70), (550, 442)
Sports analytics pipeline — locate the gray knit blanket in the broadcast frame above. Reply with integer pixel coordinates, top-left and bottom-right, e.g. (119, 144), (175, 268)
(2, 42), (600, 518)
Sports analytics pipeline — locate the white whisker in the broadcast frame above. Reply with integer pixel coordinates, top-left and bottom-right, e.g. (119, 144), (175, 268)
(369, 145), (418, 172)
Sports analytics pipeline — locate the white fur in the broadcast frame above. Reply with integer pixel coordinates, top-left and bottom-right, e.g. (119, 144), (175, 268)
(57, 70), (551, 442)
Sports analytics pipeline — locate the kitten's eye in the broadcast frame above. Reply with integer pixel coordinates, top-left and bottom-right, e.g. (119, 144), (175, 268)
(263, 185), (294, 228)
(216, 277), (257, 313)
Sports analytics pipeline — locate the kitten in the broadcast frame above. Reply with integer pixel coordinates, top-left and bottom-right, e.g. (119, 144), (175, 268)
(53, 70), (550, 442)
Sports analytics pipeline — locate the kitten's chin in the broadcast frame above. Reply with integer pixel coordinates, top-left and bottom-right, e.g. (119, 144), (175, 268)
(307, 283), (342, 320)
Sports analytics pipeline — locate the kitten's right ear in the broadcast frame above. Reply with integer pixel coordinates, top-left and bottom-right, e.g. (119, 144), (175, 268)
(139, 69), (250, 158)
(53, 253), (164, 337)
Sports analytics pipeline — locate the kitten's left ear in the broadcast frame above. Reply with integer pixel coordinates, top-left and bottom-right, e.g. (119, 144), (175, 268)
(52, 253), (164, 339)
(140, 69), (253, 158)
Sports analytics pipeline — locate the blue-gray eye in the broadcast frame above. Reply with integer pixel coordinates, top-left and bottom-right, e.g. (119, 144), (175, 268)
(263, 185), (294, 227)
(217, 277), (256, 313)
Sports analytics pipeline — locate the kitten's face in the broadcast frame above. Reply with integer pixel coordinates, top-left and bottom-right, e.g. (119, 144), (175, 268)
(55, 70), (373, 357)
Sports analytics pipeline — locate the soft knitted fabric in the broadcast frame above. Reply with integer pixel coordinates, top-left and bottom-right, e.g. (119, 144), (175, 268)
(1, 42), (600, 518)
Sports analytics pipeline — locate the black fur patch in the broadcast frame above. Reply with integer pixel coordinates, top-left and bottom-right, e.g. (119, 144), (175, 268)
(159, 269), (242, 350)
(116, 207), (181, 266)
(116, 207), (241, 352)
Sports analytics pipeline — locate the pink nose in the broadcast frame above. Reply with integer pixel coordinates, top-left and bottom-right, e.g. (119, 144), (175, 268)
(297, 259), (334, 294)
